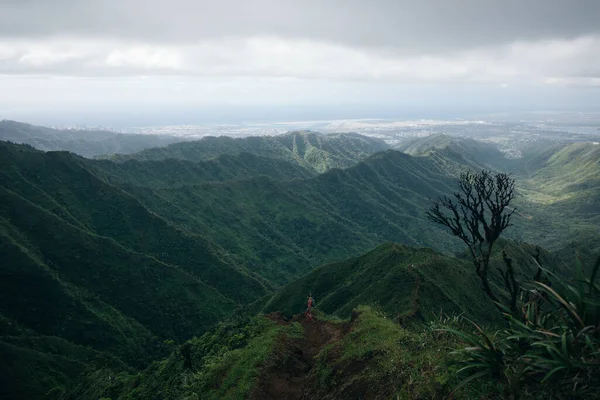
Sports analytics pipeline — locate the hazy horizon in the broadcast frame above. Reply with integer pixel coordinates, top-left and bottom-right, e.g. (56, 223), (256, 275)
(1, 0), (599, 127)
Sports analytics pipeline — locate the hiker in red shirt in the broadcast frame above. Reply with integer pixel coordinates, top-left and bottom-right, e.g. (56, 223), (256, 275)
(305, 293), (315, 321)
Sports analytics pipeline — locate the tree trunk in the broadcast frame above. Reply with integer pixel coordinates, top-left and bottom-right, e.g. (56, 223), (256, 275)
(480, 273), (500, 304)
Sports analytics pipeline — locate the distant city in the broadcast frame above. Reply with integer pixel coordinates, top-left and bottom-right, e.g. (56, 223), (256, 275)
(46, 110), (600, 159)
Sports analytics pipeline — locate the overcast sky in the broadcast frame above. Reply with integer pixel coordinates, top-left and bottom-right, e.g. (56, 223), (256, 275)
(1, 0), (599, 125)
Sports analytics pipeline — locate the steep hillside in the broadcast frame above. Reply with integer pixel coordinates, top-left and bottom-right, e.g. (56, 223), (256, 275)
(0, 120), (182, 158)
(0, 142), (273, 399)
(63, 240), (583, 400)
(513, 142), (600, 249)
(0, 142), (268, 303)
(89, 151), (315, 188)
(523, 142), (600, 203)
(263, 243), (497, 323)
(2, 137), (596, 399)
(66, 307), (457, 400)
(0, 313), (130, 400)
(396, 133), (509, 172)
(110, 131), (389, 173)
(93, 145), (587, 284)
(396, 136), (600, 251)
(262, 241), (559, 324)
(124, 150), (461, 283)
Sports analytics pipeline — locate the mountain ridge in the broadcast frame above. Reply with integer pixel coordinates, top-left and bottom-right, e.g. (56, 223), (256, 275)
(1, 131), (598, 399)
(0, 120), (182, 158)
(108, 131), (389, 173)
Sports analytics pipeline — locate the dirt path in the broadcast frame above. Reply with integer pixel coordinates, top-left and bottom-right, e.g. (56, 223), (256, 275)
(252, 312), (347, 400)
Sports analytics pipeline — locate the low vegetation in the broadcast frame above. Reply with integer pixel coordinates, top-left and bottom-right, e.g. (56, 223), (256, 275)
(66, 315), (304, 400)
(108, 131), (389, 173)
(1, 129), (598, 399)
(442, 256), (600, 399)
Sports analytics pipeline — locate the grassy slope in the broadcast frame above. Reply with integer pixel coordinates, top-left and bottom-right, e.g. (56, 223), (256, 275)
(0, 142), (268, 303)
(0, 195), (236, 341)
(66, 316), (302, 400)
(398, 135), (600, 251)
(127, 150), (460, 284)
(89, 151), (316, 188)
(110, 131), (389, 173)
(0, 313), (129, 400)
(2, 135), (597, 399)
(514, 142), (600, 250)
(0, 224), (159, 361)
(396, 133), (510, 172)
(263, 240), (563, 324)
(262, 243), (498, 323)
(74, 307), (458, 400)
(522, 142), (599, 206)
(67, 236), (571, 400)
(0, 142), (271, 399)
(0, 191), (238, 399)
(304, 306), (454, 399)
(116, 143), (592, 285)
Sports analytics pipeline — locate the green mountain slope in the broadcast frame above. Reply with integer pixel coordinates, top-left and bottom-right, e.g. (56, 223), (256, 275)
(2, 134), (597, 399)
(0, 194), (236, 343)
(513, 142), (600, 249)
(67, 239), (575, 400)
(263, 240), (563, 324)
(0, 141), (275, 398)
(68, 307), (460, 400)
(0, 313), (129, 400)
(263, 243), (497, 323)
(396, 136), (600, 251)
(0, 120), (182, 158)
(122, 150), (460, 284)
(109, 145), (589, 284)
(396, 133), (509, 172)
(0, 143), (268, 302)
(89, 151), (315, 188)
(110, 131), (389, 173)
(523, 142), (600, 204)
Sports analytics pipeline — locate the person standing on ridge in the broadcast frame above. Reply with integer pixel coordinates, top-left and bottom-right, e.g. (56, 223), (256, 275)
(305, 293), (315, 321)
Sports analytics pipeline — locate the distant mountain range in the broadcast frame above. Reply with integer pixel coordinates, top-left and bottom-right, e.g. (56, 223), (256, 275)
(108, 130), (390, 173)
(0, 120), (183, 158)
(1, 121), (599, 399)
(395, 133), (510, 172)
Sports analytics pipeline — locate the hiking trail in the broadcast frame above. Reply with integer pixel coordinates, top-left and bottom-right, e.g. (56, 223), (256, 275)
(252, 312), (349, 400)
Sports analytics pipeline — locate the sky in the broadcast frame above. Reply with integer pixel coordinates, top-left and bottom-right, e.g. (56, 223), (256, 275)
(1, 0), (600, 126)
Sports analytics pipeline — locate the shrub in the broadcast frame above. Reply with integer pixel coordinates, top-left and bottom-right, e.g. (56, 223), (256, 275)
(443, 256), (600, 399)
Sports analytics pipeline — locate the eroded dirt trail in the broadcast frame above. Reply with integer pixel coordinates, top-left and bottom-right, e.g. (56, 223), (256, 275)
(252, 312), (347, 400)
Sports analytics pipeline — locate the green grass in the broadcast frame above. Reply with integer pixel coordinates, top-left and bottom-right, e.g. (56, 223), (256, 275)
(185, 320), (303, 400)
(305, 306), (456, 399)
(69, 315), (304, 400)
(1, 134), (598, 399)
(72, 306), (458, 400)
(263, 243), (504, 324)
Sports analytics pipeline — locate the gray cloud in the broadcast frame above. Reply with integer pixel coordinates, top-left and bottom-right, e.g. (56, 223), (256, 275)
(1, 35), (599, 84)
(1, 0), (599, 117)
(0, 0), (599, 51)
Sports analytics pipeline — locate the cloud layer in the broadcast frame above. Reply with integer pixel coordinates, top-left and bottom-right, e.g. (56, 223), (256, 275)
(2, 0), (599, 50)
(1, 35), (599, 85)
(0, 0), (599, 120)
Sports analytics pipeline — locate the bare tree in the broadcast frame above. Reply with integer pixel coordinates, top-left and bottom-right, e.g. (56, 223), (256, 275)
(426, 170), (516, 305)
(500, 250), (519, 312)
